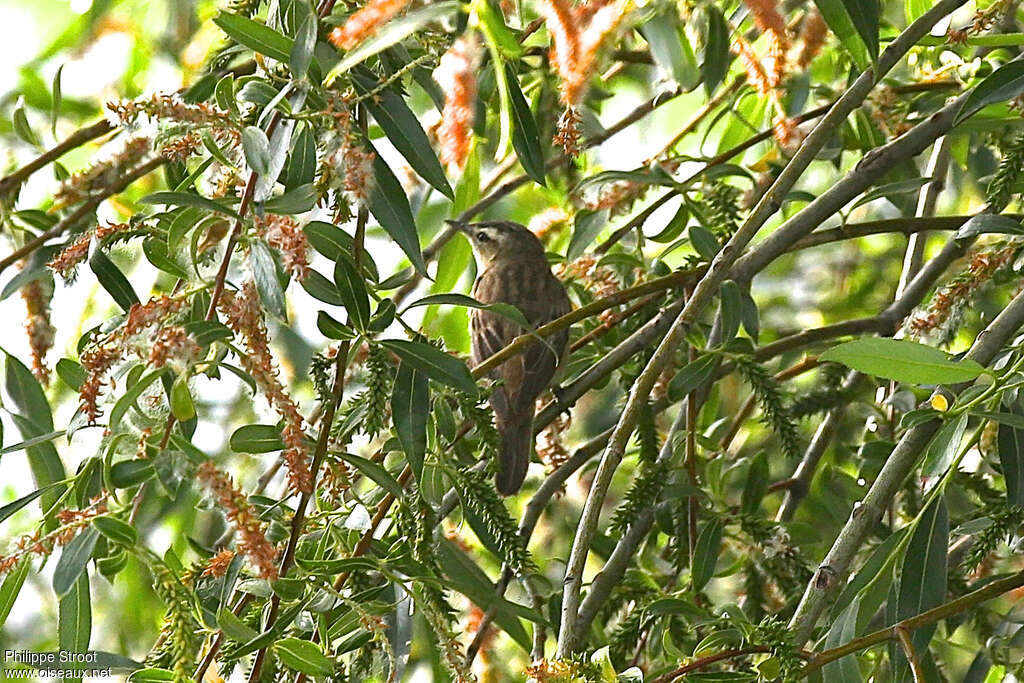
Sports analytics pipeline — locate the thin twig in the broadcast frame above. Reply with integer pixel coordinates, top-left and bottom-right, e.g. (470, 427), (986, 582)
(0, 119), (114, 197)
(0, 157), (166, 275)
(894, 625), (925, 682)
(651, 646), (803, 683)
(803, 568), (1024, 673)
(789, 286), (1024, 645)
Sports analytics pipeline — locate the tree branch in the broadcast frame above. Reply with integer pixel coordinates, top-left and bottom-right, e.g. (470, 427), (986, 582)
(789, 286), (1024, 645)
(802, 569), (1024, 673)
(0, 119), (114, 197)
(0, 156), (166, 275)
(555, 0), (968, 655)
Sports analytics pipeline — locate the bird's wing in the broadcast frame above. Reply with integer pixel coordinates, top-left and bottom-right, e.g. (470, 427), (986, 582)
(472, 266), (572, 420)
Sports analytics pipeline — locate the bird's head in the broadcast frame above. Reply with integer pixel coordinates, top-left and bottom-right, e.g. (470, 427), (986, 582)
(447, 220), (545, 267)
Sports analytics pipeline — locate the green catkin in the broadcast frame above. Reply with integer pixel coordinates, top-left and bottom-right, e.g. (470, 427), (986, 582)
(703, 182), (743, 239)
(452, 467), (536, 575)
(148, 564), (199, 683)
(960, 505), (1024, 574)
(733, 355), (801, 458)
(392, 496), (472, 681)
(987, 132), (1024, 212)
(608, 459), (668, 536)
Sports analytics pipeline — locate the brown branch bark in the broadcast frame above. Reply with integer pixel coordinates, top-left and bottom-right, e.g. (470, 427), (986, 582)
(0, 119), (114, 197)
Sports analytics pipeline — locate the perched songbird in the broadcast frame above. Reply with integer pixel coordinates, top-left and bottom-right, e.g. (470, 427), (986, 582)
(452, 220), (572, 495)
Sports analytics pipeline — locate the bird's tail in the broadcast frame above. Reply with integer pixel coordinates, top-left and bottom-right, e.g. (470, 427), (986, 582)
(496, 419), (532, 496)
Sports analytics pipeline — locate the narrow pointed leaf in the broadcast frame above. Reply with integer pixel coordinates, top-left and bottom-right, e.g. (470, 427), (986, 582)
(505, 66), (545, 186)
(392, 361), (428, 482)
(58, 574), (91, 683)
(368, 147), (427, 275)
(381, 339), (476, 394)
(820, 338), (985, 385)
(352, 71), (453, 199)
(53, 526), (100, 597)
(250, 239), (288, 322)
(89, 249), (139, 313)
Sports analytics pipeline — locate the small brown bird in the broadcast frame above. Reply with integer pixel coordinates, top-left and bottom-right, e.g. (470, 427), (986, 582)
(452, 220), (572, 495)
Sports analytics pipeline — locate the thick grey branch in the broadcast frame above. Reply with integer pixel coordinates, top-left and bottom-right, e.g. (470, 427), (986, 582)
(788, 287), (1024, 645)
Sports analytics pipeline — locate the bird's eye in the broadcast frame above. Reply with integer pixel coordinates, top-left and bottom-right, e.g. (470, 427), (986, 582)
(476, 231), (489, 242)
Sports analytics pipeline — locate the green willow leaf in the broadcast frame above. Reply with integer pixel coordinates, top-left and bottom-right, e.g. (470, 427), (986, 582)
(289, 13), (317, 79)
(893, 495), (948, 676)
(957, 59), (1024, 125)
(169, 374), (196, 421)
(352, 70), (453, 199)
(10, 415), (65, 526)
(109, 459), (155, 488)
(996, 401), (1024, 506)
(820, 338), (985, 385)
(327, 2), (459, 78)
(436, 539), (533, 651)
(140, 191), (241, 219)
(302, 270), (345, 306)
(250, 239), (288, 322)
(380, 339), (477, 394)
(242, 125), (272, 175)
(954, 214), (1024, 240)
(181, 320), (233, 347)
(921, 412), (968, 477)
(338, 452), (404, 498)
(110, 368), (169, 431)
(274, 638), (335, 676)
(691, 517), (723, 591)
(402, 293), (530, 328)
(505, 65), (546, 186)
(92, 515), (138, 546)
(0, 482), (63, 523)
(814, 0), (870, 69)
(567, 210), (607, 261)
(368, 147), (428, 276)
(392, 361), (428, 482)
(285, 124), (317, 191)
(263, 183), (317, 213)
(230, 424), (285, 453)
(58, 574), (91, 683)
(4, 348), (53, 430)
(304, 221), (354, 261)
(142, 237), (188, 280)
(89, 249), (139, 313)
(56, 358), (86, 391)
(822, 597), (862, 682)
(214, 12), (292, 63)
(333, 254), (371, 331)
(0, 559), (30, 632)
(700, 6), (729, 94)
(689, 225), (721, 260)
(843, 0), (879, 61)
(668, 354), (719, 401)
(317, 311), (356, 339)
(53, 526), (100, 597)
(718, 280), (742, 344)
(639, 10), (699, 89)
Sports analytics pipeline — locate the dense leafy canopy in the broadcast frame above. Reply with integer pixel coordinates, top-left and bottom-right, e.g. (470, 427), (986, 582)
(3, 0), (1024, 681)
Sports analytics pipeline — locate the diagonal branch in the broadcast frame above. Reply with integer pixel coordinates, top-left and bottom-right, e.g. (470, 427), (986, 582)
(0, 157), (166, 275)
(789, 286), (1024, 645)
(0, 119), (114, 197)
(555, 0), (968, 654)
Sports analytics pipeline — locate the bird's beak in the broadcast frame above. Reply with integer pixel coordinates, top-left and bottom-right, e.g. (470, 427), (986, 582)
(446, 219), (470, 235)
